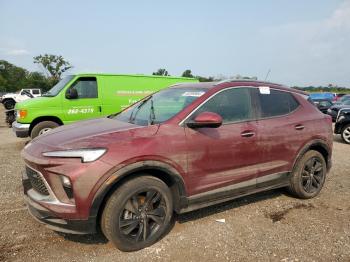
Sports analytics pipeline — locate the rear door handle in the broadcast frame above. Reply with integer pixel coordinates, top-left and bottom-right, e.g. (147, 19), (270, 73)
(241, 131), (255, 137)
(295, 124), (304, 130)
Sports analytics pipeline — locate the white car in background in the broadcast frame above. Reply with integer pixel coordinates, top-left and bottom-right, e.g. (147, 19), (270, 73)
(1, 89), (41, 110)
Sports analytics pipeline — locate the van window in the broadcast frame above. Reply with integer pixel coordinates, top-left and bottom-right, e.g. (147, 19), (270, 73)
(32, 90), (40, 95)
(70, 77), (98, 98)
(257, 89), (299, 118)
(193, 88), (253, 123)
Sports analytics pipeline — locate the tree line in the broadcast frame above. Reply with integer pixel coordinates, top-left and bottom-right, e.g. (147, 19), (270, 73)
(0, 55), (349, 93)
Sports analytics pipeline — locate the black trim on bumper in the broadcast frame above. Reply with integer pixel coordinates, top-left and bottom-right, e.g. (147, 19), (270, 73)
(25, 196), (97, 234)
(23, 170), (96, 235)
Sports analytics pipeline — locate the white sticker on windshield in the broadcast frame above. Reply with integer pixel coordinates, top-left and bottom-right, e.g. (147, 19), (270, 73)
(259, 86), (270, 94)
(182, 91), (205, 97)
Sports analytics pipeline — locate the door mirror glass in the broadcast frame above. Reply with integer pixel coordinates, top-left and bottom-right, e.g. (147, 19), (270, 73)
(66, 88), (78, 99)
(187, 111), (222, 128)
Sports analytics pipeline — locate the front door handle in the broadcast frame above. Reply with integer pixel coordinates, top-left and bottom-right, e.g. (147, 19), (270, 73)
(295, 124), (305, 130)
(241, 131), (255, 137)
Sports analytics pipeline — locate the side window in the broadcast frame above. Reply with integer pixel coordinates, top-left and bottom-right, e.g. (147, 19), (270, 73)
(257, 89), (299, 118)
(193, 88), (253, 123)
(32, 89), (40, 95)
(70, 77), (97, 98)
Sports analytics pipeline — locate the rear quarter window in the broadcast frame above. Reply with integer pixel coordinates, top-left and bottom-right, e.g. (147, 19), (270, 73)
(257, 89), (300, 118)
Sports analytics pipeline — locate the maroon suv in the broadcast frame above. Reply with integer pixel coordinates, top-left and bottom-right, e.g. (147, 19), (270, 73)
(22, 80), (333, 251)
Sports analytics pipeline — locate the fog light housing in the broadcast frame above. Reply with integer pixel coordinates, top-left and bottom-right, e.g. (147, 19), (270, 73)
(59, 175), (74, 199)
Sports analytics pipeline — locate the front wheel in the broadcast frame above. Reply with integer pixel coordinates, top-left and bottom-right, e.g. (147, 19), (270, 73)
(30, 121), (59, 139)
(3, 99), (15, 110)
(101, 176), (173, 252)
(288, 150), (327, 199)
(341, 124), (350, 144)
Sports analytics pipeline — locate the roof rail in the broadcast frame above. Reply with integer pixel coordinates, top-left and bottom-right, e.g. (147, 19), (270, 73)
(216, 78), (281, 86)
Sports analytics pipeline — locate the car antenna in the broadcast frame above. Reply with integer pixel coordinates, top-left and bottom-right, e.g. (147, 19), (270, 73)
(264, 69), (271, 81)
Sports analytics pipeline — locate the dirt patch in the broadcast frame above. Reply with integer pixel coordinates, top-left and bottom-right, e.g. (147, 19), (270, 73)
(267, 203), (315, 222)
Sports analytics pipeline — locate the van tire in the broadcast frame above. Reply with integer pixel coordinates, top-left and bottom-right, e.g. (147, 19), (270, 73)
(30, 121), (59, 139)
(101, 176), (173, 251)
(288, 150), (326, 199)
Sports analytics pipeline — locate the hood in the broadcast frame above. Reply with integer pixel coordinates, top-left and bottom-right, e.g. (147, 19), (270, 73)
(15, 96), (53, 109)
(33, 117), (157, 149)
(330, 104), (350, 111)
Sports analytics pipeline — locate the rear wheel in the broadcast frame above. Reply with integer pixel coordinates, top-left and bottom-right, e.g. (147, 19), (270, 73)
(30, 121), (59, 139)
(101, 176), (173, 251)
(288, 150), (326, 199)
(3, 99), (15, 110)
(341, 124), (350, 144)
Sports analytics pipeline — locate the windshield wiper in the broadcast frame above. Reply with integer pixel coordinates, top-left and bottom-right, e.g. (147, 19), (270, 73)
(128, 95), (153, 124)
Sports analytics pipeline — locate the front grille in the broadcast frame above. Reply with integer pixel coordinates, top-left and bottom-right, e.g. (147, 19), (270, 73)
(26, 166), (49, 196)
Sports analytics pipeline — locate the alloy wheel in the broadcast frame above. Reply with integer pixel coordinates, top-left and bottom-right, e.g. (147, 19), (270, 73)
(342, 126), (350, 143)
(119, 190), (166, 242)
(301, 157), (324, 193)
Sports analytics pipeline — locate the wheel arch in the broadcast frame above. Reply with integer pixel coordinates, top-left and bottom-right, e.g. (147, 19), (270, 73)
(293, 139), (332, 172)
(29, 116), (64, 134)
(90, 161), (188, 228)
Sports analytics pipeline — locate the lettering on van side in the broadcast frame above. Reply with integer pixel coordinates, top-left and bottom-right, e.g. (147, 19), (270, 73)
(68, 108), (94, 114)
(116, 90), (154, 96)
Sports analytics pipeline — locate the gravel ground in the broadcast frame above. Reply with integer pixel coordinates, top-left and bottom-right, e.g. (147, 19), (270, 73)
(0, 106), (349, 262)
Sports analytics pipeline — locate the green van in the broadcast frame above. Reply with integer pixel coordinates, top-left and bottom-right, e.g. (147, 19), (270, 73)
(13, 73), (198, 138)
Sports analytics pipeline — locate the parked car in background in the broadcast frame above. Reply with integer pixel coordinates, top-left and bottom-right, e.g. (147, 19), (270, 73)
(309, 92), (334, 102)
(312, 99), (333, 114)
(333, 94), (350, 105)
(334, 93), (346, 101)
(1, 89), (41, 110)
(327, 99), (350, 122)
(13, 74), (198, 139)
(21, 80), (333, 251)
(334, 108), (350, 144)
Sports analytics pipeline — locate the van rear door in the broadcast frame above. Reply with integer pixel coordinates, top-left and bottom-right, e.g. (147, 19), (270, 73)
(63, 76), (102, 123)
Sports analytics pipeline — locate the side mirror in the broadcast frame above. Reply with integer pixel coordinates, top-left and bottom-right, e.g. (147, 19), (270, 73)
(66, 88), (78, 99)
(186, 112), (223, 128)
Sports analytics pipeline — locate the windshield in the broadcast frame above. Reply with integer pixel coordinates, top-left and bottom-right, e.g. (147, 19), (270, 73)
(42, 75), (75, 97)
(113, 87), (208, 126)
(339, 95), (350, 103)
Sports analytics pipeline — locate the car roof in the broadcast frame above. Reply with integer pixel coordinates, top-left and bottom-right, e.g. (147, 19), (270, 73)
(170, 80), (308, 96)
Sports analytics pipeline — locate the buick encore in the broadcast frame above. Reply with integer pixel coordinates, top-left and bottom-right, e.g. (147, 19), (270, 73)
(21, 80), (333, 251)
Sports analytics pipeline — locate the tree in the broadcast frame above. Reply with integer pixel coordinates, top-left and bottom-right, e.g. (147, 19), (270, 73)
(33, 54), (72, 80)
(152, 68), (169, 76)
(182, 69), (194, 78)
(0, 60), (28, 92)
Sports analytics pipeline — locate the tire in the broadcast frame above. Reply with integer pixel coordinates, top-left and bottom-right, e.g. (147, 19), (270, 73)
(341, 124), (350, 144)
(30, 121), (59, 139)
(101, 176), (173, 252)
(3, 99), (15, 110)
(288, 150), (327, 199)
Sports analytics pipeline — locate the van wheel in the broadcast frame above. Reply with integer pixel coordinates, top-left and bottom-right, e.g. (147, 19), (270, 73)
(3, 99), (15, 110)
(30, 121), (59, 139)
(341, 124), (350, 144)
(288, 150), (326, 199)
(101, 176), (173, 252)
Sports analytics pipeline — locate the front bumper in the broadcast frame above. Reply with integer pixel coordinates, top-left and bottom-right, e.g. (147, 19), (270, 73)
(12, 121), (30, 138)
(23, 169), (97, 234)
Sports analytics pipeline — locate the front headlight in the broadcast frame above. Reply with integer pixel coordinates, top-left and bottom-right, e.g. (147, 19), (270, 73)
(17, 109), (27, 119)
(327, 108), (332, 113)
(42, 148), (107, 163)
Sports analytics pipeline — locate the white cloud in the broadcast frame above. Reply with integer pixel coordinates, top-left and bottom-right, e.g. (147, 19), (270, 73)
(5, 48), (30, 56)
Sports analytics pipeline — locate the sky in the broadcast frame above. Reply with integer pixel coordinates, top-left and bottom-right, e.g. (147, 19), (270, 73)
(0, 0), (350, 87)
